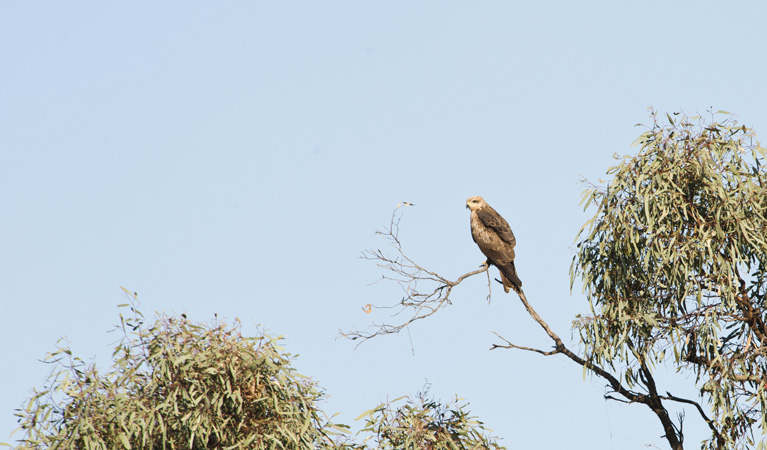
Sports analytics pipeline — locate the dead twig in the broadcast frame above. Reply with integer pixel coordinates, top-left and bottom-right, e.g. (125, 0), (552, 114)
(340, 207), (490, 345)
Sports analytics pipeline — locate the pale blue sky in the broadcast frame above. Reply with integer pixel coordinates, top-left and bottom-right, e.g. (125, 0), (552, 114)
(2, 2), (766, 449)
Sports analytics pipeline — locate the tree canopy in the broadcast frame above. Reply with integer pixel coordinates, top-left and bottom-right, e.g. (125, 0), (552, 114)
(356, 392), (504, 450)
(572, 110), (767, 449)
(15, 299), (342, 450)
(12, 295), (503, 450)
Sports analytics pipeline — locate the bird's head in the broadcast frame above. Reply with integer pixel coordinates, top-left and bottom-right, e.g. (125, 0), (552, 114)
(466, 196), (485, 211)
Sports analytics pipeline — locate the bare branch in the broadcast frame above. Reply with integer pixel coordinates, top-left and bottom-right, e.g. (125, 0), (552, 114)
(493, 291), (686, 449)
(489, 331), (559, 355)
(661, 391), (725, 447)
(340, 208), (489, 345)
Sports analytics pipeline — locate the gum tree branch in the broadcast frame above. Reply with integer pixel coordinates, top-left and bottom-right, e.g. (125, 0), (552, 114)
(660, 392), (725, 447)
(346, 208), (710, 450)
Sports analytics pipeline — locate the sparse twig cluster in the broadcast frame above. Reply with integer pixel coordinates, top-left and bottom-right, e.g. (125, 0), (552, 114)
(340, 207), (490, 344)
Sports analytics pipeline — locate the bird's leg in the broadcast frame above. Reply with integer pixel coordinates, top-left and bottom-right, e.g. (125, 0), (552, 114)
(479, 260), (505, 289)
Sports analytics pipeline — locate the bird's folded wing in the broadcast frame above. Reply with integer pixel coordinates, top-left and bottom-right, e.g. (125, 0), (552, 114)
(476, 209), (516, 246)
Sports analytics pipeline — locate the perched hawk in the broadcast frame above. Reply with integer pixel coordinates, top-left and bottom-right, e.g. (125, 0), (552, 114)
(466, 196), (522, 293)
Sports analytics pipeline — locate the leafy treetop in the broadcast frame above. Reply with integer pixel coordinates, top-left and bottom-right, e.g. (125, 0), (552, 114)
(572, 110), (767, 449)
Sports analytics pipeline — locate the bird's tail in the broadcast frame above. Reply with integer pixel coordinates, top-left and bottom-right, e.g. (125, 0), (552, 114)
(499, 262), (522, 293)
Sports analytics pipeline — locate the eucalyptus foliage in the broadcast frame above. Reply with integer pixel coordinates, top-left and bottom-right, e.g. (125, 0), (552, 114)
(14, 302), (343, 450)
(356, 392), (505, 450)
(573, 111), (767, 449)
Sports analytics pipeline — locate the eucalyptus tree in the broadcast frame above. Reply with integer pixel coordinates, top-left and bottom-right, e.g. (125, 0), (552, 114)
(346, 111), (767, 450)
(356, 392), (505, 450)
(15, 296), (345, 450)
(13, 293), (503, 450)
(573, 111), (767, 449)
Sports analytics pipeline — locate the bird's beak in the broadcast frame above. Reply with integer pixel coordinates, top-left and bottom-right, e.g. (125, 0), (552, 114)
(465, 204), (470, 210)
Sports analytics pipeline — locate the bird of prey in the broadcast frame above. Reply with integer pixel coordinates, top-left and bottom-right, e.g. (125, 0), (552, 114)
(466, 196), (522, 293)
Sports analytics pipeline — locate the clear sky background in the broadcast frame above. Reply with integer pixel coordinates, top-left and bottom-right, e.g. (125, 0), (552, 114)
(2, 2), (766, 449)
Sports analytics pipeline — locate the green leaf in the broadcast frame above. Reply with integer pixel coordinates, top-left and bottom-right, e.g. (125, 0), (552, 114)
(118, 432), (132, 449)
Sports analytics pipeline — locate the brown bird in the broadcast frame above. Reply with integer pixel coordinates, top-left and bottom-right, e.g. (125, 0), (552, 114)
(466, 196), (522, 293)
